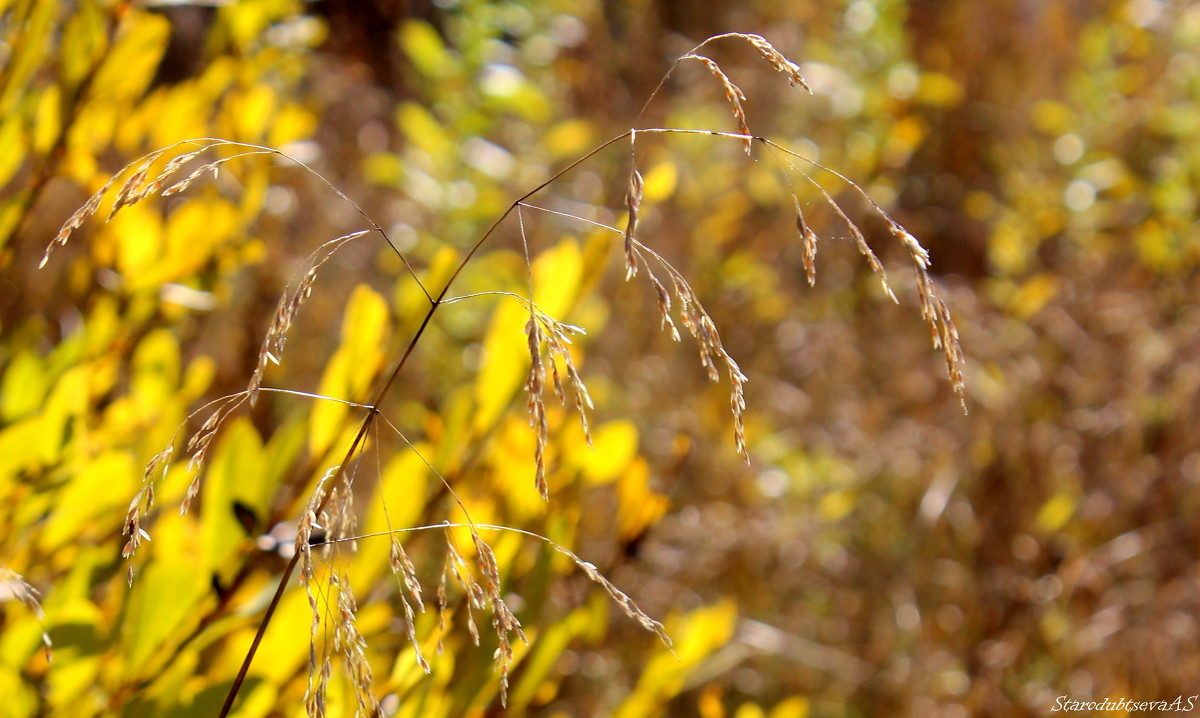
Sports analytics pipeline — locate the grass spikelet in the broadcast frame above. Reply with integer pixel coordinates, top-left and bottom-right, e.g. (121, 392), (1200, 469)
(182, 395), (247, 515)
(326, 476), (358, 553)
(106, 158), (156, 221)
(622, 237), (751, 460)
(160, 159), (220, 197)
(442, 538), (482, 645)
(46, 143), (206, 268)
(159, 148), (270, 197)
(541, 316), (593, 443)
(471, 532), (526, 708)
(523, 306), (595, 492)
(305, 655), (330, 718)
(249, 229), (370, 404)
(567, 555), (672, 651)
(623, 164), (644, 280)
(760, 138), (965, 409)
(390, 537), (430, 672)
(41, 181), (110, 268)
(0, 564), (52, 663)
(683, 54), (753, 153)
(646, 267), (682, 340)
(739, 32), (812, 92)
(523, 317), (550, 499)
(795, 199), (819, 286)
(889, 220), (930, 270)
(330, 572), (379, 717)
(143, 148), (208, 197)
(795, 169), (896, 301)
(121, 446), (171, 561)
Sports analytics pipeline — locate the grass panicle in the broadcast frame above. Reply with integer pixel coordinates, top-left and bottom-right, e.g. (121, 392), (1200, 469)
(0, 564), (52, 663)
(250, 229), (372, 405)
(683, 53), (753, 153)
(40, 30), (967, 716)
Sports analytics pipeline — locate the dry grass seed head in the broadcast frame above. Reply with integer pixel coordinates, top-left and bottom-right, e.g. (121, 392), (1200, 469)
(160, 157), (224, 197)
(105, 158), (156, 222)
(683, 54), (753, 153)
(541, 316), (593, 438)
(645, 266), (682, 340)
(0, 565), (52, 662)
(442, 538), (482, 645)
(43, 143), (222, 268)
(523, 317), (550, 499)
(120, 445), (172, 560)
(739, 33), (812, 92)
(181, 395), (247, 515)
(524, 310), (595, 496)
(250, 230), (370, 404)
(561, 553), (672, 651)
(389, 537), (430, 672)
(623, 167), (644, 280)
(305, 654), (330, 718)
(471, 532), (526, 708)
(330, 572), (379, 716)
(795, 170), (897, 302)
(42, 180), (113, 268)
(795, 199), (819, 287)
(625, 240), (750, 461)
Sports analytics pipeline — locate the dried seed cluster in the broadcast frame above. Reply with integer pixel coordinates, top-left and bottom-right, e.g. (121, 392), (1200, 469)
(41, 140), (267, 269)
(524, 310), (593, 499)
(0, 564), (52, 662)
(621, 189), (751, 461)
(249, 229), (371, 405)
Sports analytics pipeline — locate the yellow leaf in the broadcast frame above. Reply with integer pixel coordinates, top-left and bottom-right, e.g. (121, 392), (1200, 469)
(615, 601), (738, 718)
(0, 0), (56, 115)
(507, 605), (594, 712)
(769, 697), (810, 718)
(642, 160), (678, 203)
(268, 102), (317, 147)
(543, 119), (596, 159)
(0, 116), (26, 187)
(699, 684), (726, 718)
(575, 419), (639, 484)
(1, 351), (48, 421)
(0, 418), (45, 478)
(309, 352), (353, 457)
(817, 489), (856, 521)
(60, 0), (108, 86)
(90, 12), (170, 106)
(33, 86), (61, 153)
(231, 84), (276, 141)
(122, 514), (209, 674)
(201, 418), (265, 571)
(0, 666), (37, 718)
(108, 204), (165, 281)
(400, 19), (459, 80)
(916, 71), (964, 107)
(310, 284), (391, 455)
(616, 459), (669, 541)
(42, 451), (137, 551)
(397, 101), (450, 158)
(1035, 492), (1077, 534)
(131, 329), (182, 410)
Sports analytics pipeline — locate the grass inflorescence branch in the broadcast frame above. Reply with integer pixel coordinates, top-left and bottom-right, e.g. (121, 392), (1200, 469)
(42, 32), (965, 716)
